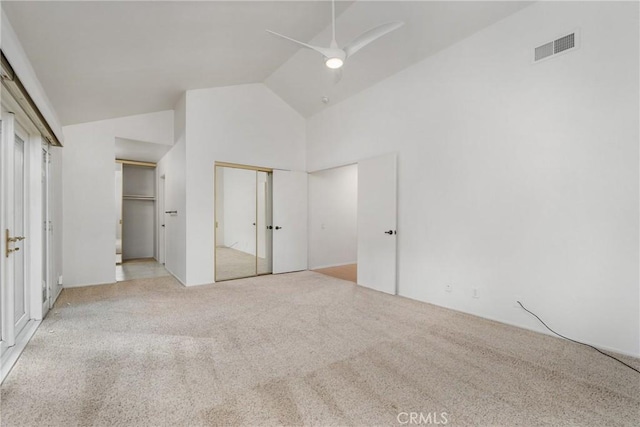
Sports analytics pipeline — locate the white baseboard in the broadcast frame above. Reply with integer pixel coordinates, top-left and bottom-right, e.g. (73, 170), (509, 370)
(164, 266), (187, 287)
(63, 280), (115, 289)
(402, 295), (640, 359)
(310, 261), (357, 270)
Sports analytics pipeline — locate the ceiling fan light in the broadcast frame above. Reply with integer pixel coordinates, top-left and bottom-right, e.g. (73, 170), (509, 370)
(325, 57), (344, 69)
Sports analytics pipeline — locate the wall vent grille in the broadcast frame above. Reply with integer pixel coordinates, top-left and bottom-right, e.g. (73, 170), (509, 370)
(554, 33), (575, 54)
(534, 32), (577, 63)
(535, 42), (554, 61)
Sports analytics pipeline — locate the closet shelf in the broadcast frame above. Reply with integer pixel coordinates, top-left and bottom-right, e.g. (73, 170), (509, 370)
(123, 195), (156, 201)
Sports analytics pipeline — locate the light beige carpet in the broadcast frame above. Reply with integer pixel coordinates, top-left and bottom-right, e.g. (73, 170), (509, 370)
(1, 271), (638, 426)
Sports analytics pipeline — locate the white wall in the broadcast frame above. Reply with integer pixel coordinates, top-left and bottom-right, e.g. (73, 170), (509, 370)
(184, 83), (305, 285)
(61, 125), (115, 287)
(308, 164), (358, 269)
(157, 95), (186, 284)
(307, 2), (639, 356)
(62, 110), (174, 287)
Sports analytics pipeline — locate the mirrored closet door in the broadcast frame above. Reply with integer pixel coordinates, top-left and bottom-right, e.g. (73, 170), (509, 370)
(215, 164), (273, 281)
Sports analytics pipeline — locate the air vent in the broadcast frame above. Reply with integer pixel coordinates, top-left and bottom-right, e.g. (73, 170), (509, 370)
(535, 42), (554, 61)
(554, 33), (575, 54)
(534, 31), (578, 63)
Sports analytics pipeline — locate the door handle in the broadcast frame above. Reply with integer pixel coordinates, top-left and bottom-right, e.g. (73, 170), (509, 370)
(5, 229), (25, 257)
(384, 230), (395, 235)
(267, 226), (273, 230)
(275, 226), (282, 230)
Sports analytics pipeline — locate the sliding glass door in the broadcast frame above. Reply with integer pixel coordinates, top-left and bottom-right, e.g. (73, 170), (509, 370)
(214, 164), (273, 281)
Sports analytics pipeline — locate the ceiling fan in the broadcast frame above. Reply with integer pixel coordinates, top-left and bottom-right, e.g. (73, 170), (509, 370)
(266, 0), (404, 70)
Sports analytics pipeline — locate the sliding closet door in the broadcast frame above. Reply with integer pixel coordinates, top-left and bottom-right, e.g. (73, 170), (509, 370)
(215, 167), (258, 281)
(272, 170), (308, 274)
(357, 153), (397, 295)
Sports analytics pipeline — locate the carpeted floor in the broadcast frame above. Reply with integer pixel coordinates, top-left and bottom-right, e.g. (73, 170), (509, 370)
(1, 271), (638, 426)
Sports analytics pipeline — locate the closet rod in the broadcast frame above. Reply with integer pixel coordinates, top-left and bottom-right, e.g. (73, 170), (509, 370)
(116, 159), (156, 167)
(215, 161), (272, 173)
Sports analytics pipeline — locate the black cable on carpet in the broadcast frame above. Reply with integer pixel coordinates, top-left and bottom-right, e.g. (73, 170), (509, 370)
(517, 301), (640, 374)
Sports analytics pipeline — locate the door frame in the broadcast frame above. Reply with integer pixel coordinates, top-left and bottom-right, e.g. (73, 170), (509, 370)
(41, 142), (53, 312)
(158, 174), (166, 265)
(308, 152), (399, 295)
(307, 161), (358, 272)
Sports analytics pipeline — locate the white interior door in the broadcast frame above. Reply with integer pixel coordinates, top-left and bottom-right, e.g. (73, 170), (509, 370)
(1, 113), (30, 351)
(357, 153), (397, 294)
(0, 117), (4, 351)
(272, 170), (308, 274)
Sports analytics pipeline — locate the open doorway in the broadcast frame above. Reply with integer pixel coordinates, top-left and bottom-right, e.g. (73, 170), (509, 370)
(308, 164), (358, 283)
(115, 160), (169, 282)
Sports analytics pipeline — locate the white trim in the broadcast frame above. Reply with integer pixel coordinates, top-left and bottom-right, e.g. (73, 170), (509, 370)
(309, 261), (357, 270)
(52, 286), (63, 305)
(62, 280), (116, 289)
(410, 297), (640, 359)
(165, 267), (187, 287)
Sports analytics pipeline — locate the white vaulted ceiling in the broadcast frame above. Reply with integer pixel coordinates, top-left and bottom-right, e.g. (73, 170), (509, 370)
(2, 1), (532, 126)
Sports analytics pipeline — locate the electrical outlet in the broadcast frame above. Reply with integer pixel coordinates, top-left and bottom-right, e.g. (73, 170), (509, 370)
(445, 283), (452, 293)
(472, 288), (479, 299)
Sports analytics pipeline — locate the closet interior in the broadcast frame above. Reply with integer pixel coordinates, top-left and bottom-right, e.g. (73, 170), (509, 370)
(116, 161), (156, 264)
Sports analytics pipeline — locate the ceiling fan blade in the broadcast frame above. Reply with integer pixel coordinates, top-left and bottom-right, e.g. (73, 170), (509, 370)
(331, 67), (343, 85)
(343, 21), (404, 58)
(266, 30), (334, 58)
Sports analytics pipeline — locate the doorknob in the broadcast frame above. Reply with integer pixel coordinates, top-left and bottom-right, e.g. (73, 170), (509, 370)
(384, 230), (394, 235)
(267, 226), (273, 230)
(275, 226), (282, 230)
